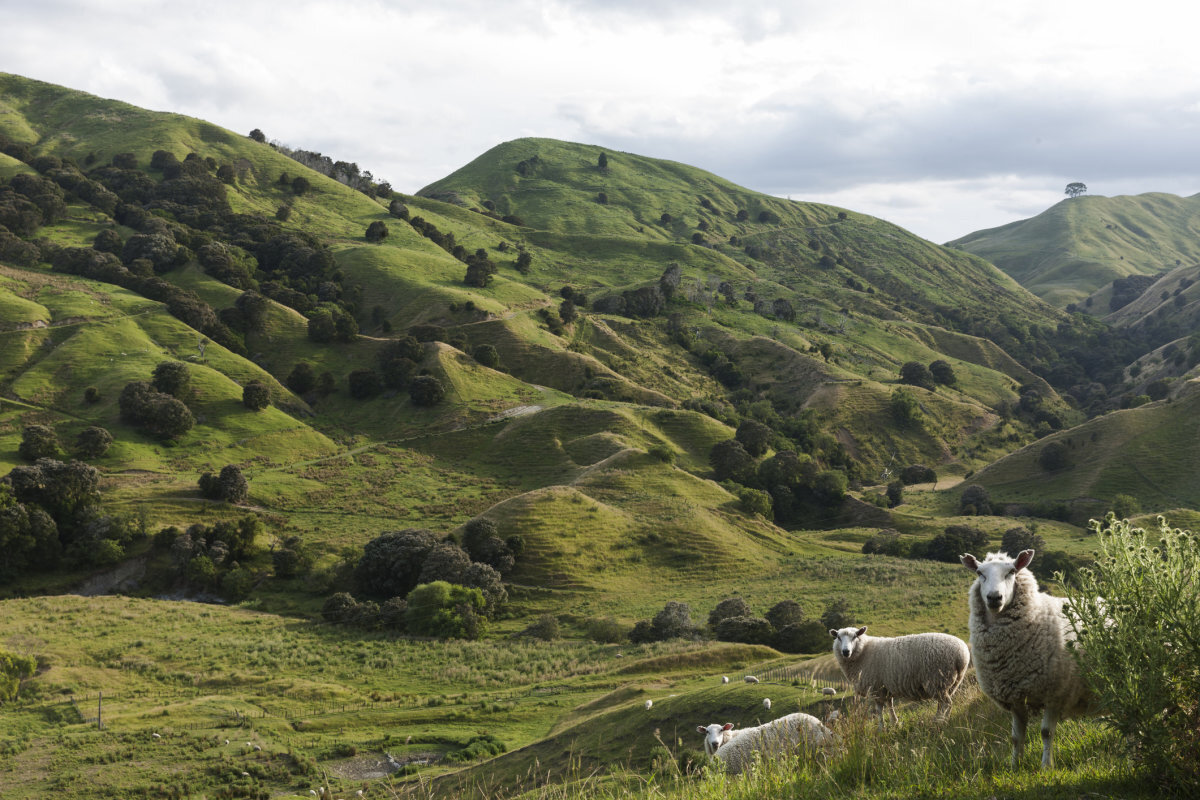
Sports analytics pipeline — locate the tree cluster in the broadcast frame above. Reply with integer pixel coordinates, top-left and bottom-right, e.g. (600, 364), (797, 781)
(119, 377), (195, 441)
(155, 516), (261, 596)
(198, 465), (249, 504)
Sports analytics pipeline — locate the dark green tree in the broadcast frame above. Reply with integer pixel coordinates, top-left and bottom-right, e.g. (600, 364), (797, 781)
(735, 419), (772, 457)
(649, 601), (697, 641)
(473, 343), (500, 369)
(765, 600), (805, 631)
(18, 425), (59, 461)
(959, 484), (992, 515)
(409, 375), (446, 406)
(899, 361), (935, 389)
(709, 439), (755, 483)
(347, 368), (382, 399)
(365, 221), (389, 242)
(242, 381), (271, 411)
(286, 361), (316, 395)
(152, 361), (192, 399)
(356, 528), (439, 598)
(74, 426), (113, 459)
(929, 359), (957, 386)
(1064, 182), (1087, 198)
(707, 597), (752, 628)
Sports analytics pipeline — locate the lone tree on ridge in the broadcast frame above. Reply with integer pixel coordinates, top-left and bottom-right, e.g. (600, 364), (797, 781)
(1064, 182), (1087, 198)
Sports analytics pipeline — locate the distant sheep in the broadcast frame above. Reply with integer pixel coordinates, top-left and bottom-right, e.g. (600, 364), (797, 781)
(643, 699), (653, 710)
(762, 698), (771, 710)
(961, 549), (1095, 769)
(743, 675), (759, 684)
(722, 675), (730, 684)
(696, 713), (833, 774)
(830, 625), (970, 726)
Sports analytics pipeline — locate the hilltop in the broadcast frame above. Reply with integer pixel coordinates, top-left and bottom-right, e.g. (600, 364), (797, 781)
(948, 191), (1200, 308)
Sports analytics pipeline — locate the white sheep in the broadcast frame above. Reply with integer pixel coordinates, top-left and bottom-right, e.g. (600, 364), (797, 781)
(743, 675), (759, 684)
(830, 625), (970, 727)
(961, 549), (1095, 769)
(643, 699), (653, 710)
(721, 675), (730, 684)
(696, 713), (833, 774)
(762, 698), (771, 710)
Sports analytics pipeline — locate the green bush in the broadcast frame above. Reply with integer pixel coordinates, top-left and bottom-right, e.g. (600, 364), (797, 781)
(1065, 515), (1200, 791)
(0, 648), (37, 702)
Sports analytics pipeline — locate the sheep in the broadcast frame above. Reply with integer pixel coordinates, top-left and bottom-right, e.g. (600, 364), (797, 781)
(829, 625), (970, 727)
(696, 713), (833, 774)
(762, 698), (771, 710)
(722, 675), (730, 684)
(643, 699), (653, 710)
(961, 549), (1095, 769)
(743, 675), (759, 684)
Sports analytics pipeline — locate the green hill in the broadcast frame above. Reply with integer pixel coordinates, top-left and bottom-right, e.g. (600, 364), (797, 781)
(0, 72), (1183, 799)
(948, 192), (1200, 308)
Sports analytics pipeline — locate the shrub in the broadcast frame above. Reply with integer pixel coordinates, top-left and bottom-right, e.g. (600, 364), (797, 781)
(649, 601), (697, 641)
(18, 425), (59, 461)
(707, 597), (752, 628)
(959, 484), (992, 515)
(1065, 515), (1200, 791)
(409, 375), (446, 406)
(473, 343), (500, 368)
(198, 465), (249, 504)
(713, 615), (774, 645)
(885, 480), (904, 507)
(735, 419), (772, 457)
(347, 368), (382, 399)
(520, 614), (560, 640)
(584, 616), (628, 643)
(899, 361), (935, 389)
(0, 648), (37, 702)
(861, 529), (908, 557)
(819, 597), (853, 631)
(900, 464), (937, 485)
(355, 528), (439, 598)
(773, 621), (829, 653)
(765, 599), (805, 630)
(74, 426), (114, 459)
(1038, 441), (1071, 471)
(286, 361), (317, 395)
(242, 381), (270, 410)
(152, 361), (191, 399)
(890, 388), (923, 428)
(365, 220), (389, 242)
(322, 592), (359, 624)
(929, 359), (957, 386)
(737, 487), (772, 517)
(1110, 493), (1141, 519)
(405, 581), (486, 639)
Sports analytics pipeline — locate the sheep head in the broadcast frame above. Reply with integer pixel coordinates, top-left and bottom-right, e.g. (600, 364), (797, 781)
(961, 549), (1034, 614)
(830, 626), (868, 659)
(696, 722), (734, 756)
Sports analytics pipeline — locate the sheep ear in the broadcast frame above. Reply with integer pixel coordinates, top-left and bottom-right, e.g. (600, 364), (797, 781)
(1015, 549), (1035, 571)
(960, 553), (979, 571)
(829, 629), (838, 638)
(722, 723), (734, 730)
(856, 626), (867, 637)
(697, 725), (707, 733)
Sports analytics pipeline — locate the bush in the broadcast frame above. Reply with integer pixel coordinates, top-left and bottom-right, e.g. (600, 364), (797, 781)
(242, 381), (270, 411)
(286, 361), (317, 395)
(405, 581), (486, 639)
(75, 426), (114, 459)
(1065, 516), (1200, 791)
(1038, 441), (1070, 471)
(707, 597), (752, 628)
(774, 621), (830, 654)
(959, 484), (992, 515)
(765, 599), (805, 630)
(1110, 493), (1141, 519)
(520, 614), (560, 640)
(18, 425), (59, 461)
(713, 615), (774, 645)
(473, 343), (500, 369)
(198, 465), (249, 504)
(409, 375), (446, 406)
(355, 528), (439, 598)
(584, 616), (628, 643)
(899, 464), (937, 485)
(649, 601), (697, 641)
(152, 361), (191, 399)
(737, 487), (772, 517)
(347, 368), (382, 400)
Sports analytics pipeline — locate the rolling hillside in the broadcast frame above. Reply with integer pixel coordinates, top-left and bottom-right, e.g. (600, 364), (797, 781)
(948, 192), (1200, 307)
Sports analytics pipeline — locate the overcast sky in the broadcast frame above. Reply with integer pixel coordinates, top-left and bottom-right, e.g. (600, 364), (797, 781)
(4, 0), (1198, 242)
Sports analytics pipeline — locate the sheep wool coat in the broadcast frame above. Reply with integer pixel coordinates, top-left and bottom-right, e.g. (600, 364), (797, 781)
(967, 567), (1092, 718)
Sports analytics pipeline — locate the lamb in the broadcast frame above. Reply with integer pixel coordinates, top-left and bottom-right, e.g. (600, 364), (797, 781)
(829, 625), (970, 727)
(696, 713), (833, 774)
(961, 549), (1094, 769)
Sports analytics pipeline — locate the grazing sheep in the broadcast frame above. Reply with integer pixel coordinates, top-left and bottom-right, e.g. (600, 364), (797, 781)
(961, 549), (1095, 769)
(696, 713), (833, 774)
(830, 625), (970, 727)
(743, 675), (759, 684)
(644, 699), (653, 710)
(722, 675), (730, 684)
(762, 698), (771, 710)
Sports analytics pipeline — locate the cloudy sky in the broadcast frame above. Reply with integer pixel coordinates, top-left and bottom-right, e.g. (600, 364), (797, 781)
(4, 0), (1198, 242)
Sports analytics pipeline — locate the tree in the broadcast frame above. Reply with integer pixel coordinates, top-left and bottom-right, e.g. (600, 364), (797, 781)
(735, 419), (772, 457)
(886, 481), (904, 508)
(899, 361), (935, 389)
(198, 465), (249, 504)
(406, 581), (486, 639)
(355, 529), (439, 598)
(714, 616), (774, 645)
(248, 129), (266, 143)
(890, 388), (923, 428)
(291, 176), (310, 195)
(242, 381), (271, 411)
(929, 359), (957, 386)
(708, 597), (752, 628)
(347, 368), (382, 399)
(286, 361), (316, 395)
(649, 601), (697, 641)
(765, 600), (805, 631)
(75, 426), (114, 459)
(409, 375), (446, 406)
(7, 458), (100, 525)
(959, 484), (992, 516)
(1064, 182), (1087, 198)
(597, 152), (608, 170)
(1001, 526), (1046, 557)
(1038, 441), (1070, 471)
(365, 221), (389, 242)
(473, 343), (500, 369)
(152, 361), (192, 399)
(18, 425), (59, 461)
(417, 542), (472, 586)
(819, 597), (854, 631)
(709, 439), (755, 483)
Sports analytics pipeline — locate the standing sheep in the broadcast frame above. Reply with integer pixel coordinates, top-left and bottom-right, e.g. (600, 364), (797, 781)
(696, 713), (833, 774)
(960, 549), (1094, 769)
(830, 625), (970, 726)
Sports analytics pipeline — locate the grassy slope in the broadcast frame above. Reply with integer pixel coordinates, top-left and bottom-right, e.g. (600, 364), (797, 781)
(0, 73), (1179, 799)
(949, 192), (1200, 307)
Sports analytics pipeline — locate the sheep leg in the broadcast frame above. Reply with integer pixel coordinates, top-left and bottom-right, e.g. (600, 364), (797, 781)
(935, 695), (951, 722)
(874, 699), (887, 729)
(1040, 707), (1060, 769)
(886, 697), (899, 725)
(1010, 708), (1028, 770)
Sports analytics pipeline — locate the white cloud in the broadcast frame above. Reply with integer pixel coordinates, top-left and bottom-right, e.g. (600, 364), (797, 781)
(2, 0), (1198, 241)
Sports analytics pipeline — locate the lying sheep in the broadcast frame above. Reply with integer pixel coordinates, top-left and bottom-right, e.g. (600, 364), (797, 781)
(961, 549), (1095, 769)
(696, 713), (833, 774)
(830, 625), (970, 726)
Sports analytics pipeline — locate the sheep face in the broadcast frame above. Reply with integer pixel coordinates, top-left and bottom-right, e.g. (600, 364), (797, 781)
(696, 722), (734, 756)
(830, 626), (868, 659)
(961, 550), (1034, 613)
